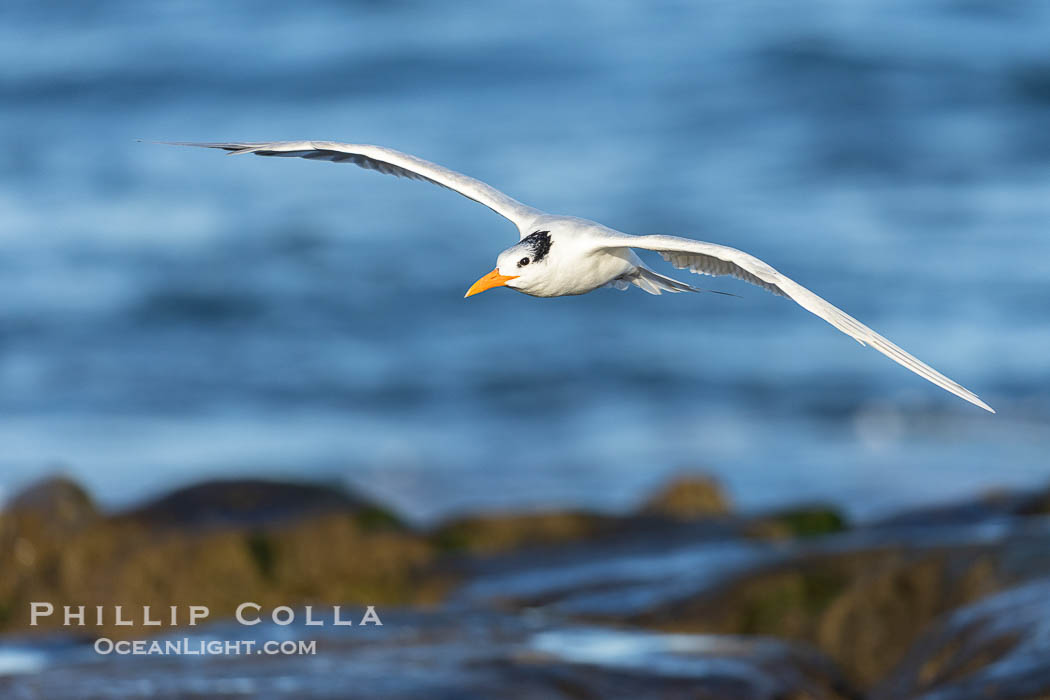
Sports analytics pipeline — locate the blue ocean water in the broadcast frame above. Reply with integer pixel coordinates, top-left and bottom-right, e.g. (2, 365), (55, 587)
(1, 0), (1047, 522)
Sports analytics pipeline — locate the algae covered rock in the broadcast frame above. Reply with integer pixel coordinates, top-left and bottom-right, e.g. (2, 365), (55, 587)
(430, 510), (612, 554)
(639, 475), (730, 520)
(0, 476), (441, 636)
(747, 504), (848, 539)
(120, 478), (404, 531)
(875, 577), (1050, 700)
(5, 475), (99, 530)
(629, 547), (1003, 687)
(816, 552), (998, 686)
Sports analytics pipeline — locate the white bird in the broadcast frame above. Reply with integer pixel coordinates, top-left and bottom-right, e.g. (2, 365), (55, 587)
(168, 140), (994, 413)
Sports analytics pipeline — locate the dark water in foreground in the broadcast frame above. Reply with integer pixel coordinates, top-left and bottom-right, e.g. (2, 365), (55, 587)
(1, 0), (1049, 521)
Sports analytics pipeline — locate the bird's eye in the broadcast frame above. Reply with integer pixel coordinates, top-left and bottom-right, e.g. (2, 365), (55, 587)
(518, 257), (530, 267)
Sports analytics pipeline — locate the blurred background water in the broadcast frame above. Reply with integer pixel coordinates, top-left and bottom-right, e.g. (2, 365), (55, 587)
(1, 0), (1047, 523)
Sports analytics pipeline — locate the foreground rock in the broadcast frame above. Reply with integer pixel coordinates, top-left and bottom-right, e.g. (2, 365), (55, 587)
(4, 473), (1050, 699)
(457, 485), (1050, 693)
(875, 577), (1050, 700)
(430, 476), (739, 555)
(0, 477), (445, 636)
(628, 547), (1003, 685)
(430, 510), (617, 554)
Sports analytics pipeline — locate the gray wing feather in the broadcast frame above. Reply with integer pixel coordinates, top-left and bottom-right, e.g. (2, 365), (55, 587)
(165, 141), (543, 231)
(659, 250), (786, 297)
(605, 233), (994, 413)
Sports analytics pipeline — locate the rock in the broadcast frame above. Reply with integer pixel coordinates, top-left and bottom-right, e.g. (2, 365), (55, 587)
(120, 478), (404, 531)
(430, 510), (612, 554)
(874, 577), (1050, 700)
(434, 476), (741, 556)
(639, 475), (730, 520)
(4, 475), (98, 529)
(8, 467), (1050, 692)
(0, 475), (102, 618)
(627, 547), (1003, 687)
(874, 489), (1031, 528)
(629, 553), (857, 640)
(262, 513), (447, 603)
(815, 553), (998, 686)
(0, 478), (444, 636)
(1013, 483), (1050, 517)
(747, 505), (849, 539)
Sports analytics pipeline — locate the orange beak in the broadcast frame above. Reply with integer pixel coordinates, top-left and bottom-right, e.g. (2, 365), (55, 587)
(464, 268), (519, 298)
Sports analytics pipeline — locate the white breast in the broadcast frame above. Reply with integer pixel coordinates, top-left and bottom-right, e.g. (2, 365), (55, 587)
(518, 217), (637, 297)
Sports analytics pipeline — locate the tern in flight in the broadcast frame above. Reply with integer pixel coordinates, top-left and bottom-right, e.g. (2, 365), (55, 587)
(169, 141), (993, 413)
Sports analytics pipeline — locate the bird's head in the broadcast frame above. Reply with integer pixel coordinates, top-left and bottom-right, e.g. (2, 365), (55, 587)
(465, 230), (553, 297)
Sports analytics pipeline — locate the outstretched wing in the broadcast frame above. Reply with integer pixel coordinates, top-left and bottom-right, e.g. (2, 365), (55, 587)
(603, 233), (994, 413)
(165, 141), (544, 232)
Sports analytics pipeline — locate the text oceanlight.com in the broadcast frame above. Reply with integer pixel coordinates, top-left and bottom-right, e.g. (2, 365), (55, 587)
(94, 638), (318, 656)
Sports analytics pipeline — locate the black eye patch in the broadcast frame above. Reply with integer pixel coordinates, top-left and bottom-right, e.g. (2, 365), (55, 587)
(520, 230), (552, 262)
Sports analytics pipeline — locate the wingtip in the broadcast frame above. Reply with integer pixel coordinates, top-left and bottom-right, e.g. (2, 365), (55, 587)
(144, 140), (198, 148)
(968, 395), (996, 414)
(151, 140), (223, 148)
(147, 141), (255, 156)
